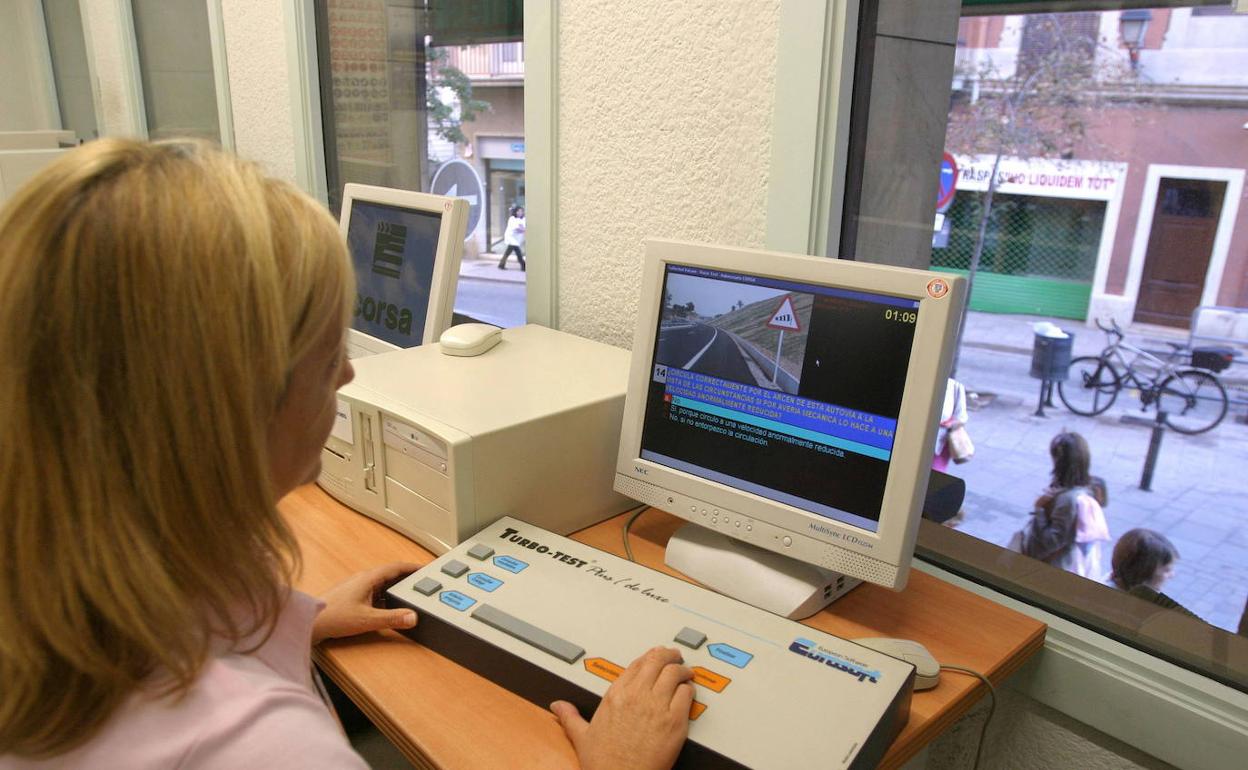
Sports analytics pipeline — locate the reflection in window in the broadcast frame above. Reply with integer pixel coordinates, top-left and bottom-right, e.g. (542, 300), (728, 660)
(314, 0), (527, 328)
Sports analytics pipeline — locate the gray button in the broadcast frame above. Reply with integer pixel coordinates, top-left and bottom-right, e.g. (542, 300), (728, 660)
(675, 627), (707, 649)
(413, 577), (442, 596)
(467, 543), (495, 561)
(441, 559), (469, 578)
(471, 604), (585, 664)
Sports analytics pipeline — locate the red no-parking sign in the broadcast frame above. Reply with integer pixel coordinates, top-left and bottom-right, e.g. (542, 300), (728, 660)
(937, 151), (959, 211)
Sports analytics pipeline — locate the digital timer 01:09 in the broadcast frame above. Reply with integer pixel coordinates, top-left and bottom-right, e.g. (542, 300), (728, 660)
(884, 308), (917, 324)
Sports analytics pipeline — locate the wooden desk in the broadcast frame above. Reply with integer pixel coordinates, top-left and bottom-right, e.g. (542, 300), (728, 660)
(282, 485), (1046, 769)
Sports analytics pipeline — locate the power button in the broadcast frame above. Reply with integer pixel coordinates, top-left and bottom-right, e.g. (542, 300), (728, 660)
(782, 536), (793, 547)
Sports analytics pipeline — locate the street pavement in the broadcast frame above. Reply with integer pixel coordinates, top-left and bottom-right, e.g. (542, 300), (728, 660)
(453, 255), (527, 327)
(453, 254), (1248, 632)
(951, 311), (1248, 633)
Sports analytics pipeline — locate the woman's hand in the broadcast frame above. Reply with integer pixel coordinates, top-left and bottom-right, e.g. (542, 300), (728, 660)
(550, 646), (694, 770)
(312, 562), (421, 644)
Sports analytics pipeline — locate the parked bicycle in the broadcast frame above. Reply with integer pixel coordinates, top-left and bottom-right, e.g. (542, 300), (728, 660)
(1058, 319), (1229, 434)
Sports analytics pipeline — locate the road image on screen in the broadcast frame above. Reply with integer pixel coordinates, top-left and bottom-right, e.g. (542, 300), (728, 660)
(657, 271), (814, 395)
(641, 264), (920, 532)
(346, 200), (443, 349)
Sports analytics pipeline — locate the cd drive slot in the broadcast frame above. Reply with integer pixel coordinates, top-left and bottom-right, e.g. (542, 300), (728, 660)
(383, 416), (448, 461)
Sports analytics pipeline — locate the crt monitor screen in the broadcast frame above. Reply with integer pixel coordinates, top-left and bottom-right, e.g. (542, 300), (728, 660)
(638, 264), (920, 534)
(346, 200), (444, 349)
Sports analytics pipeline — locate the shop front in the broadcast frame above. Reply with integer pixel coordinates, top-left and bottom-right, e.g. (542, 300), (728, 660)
(933, 155), (1127, 320)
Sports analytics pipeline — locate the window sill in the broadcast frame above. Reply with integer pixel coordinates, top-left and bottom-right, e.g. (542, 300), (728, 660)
(914, 557), (1248, 770)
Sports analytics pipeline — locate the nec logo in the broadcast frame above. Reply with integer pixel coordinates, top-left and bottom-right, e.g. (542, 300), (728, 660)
(634, 466), (649, 475)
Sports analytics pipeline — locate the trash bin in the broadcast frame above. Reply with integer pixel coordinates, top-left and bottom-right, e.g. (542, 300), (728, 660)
(1030, 331), (1074, 380)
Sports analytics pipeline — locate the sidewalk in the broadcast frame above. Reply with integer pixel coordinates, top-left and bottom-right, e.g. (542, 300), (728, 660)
(951, 310), (1248, 632)
(459, 253), (528, 284)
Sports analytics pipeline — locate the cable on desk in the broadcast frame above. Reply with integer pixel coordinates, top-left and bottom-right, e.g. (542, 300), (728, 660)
(938, 665), (997, 770)
(620, 504), (649, 562)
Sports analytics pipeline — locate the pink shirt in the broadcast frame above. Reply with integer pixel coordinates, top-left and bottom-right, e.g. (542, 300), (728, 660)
(3, 591), (369, 770)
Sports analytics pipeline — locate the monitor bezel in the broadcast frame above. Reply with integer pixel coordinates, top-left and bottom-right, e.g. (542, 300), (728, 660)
(340, 183), (469, 350)
(616, 239), (964, 585)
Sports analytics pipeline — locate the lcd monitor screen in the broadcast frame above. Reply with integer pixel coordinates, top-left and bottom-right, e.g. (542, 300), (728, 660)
(346, 200), (444, 349)
(638, 264), (920, 533)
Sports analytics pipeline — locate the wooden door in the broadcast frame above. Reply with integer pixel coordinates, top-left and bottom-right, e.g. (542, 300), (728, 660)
(1134, 178), (1226, 328)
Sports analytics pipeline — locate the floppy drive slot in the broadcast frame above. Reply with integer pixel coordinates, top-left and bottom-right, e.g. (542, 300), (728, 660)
(361, 414), (376, 491)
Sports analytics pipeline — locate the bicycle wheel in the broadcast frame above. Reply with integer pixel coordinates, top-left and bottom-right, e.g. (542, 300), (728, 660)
(1058, 357), (1121, 416)
(1158, 369), (1228, 435)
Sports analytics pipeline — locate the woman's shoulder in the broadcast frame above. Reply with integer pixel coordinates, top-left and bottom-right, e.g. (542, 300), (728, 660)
(176, 660), (370, 768)
(19, 656), (368, 769)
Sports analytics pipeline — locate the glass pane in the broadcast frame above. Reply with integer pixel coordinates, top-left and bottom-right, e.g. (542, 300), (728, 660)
(315, 1), (526, 328)
(41, 0), (97, 141)
(924, 4), (1248, 687)
(131, 0), (220, 142)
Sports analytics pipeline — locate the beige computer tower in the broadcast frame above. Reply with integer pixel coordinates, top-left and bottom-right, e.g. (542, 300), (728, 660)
(318, 325), (635, 554)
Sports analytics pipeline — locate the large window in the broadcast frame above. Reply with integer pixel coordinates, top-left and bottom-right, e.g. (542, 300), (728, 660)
(841, 0), (1247, 691)
(314, 0), (527, 328)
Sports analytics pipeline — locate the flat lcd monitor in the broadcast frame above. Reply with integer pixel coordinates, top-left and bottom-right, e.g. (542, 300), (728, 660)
(615, 240), (965, 616)
(339, 184), (468, 358)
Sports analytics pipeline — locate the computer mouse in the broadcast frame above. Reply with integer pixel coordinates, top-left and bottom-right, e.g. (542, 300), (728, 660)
(853, 637), (941, 690)
(439, 323), (503, 356)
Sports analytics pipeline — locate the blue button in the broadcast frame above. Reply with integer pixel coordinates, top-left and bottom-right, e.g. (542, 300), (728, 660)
(439, 591), (477, 611)
(467, 572), (503, 592)
(708, 643), (753, 669)
(493, 555), (529, 573)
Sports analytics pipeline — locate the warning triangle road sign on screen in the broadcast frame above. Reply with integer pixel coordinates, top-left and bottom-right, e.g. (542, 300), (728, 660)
(766, 295), (801, 331)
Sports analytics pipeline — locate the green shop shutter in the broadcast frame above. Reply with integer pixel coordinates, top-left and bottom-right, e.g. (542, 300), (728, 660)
(930, 268), (1091, 319)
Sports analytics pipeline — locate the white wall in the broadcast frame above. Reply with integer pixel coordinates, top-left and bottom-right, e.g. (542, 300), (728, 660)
(0, 0), (59, 130)
(219, 0), (295, 181)
(554, 0), (780, 347)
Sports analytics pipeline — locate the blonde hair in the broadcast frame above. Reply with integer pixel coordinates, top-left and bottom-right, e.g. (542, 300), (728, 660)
(0, 139), (353, 757)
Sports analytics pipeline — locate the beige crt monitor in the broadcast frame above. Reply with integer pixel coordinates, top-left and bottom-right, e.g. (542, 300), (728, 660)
(614, 240), (966, 619)
(340, 184), (468, 358)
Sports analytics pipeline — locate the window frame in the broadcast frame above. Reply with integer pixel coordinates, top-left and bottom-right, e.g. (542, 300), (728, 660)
(287, 0), (555, 327)
(110, 0), (234, 145)
(789, 0), (1248, 764)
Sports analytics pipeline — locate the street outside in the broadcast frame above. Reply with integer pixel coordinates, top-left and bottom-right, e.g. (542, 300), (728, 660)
(950, 312), (1248, 633)
(452, 258), (1247, 632)
(453, 253), (527, 328)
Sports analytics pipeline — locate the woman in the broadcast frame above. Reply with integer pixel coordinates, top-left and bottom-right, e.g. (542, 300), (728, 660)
(1015, 431), (1110, 579)
(0, 140), (691, 768)
(1110, 529), (1199, 619)
(499, 204), (526, 270)
(932, 377), (969, 472)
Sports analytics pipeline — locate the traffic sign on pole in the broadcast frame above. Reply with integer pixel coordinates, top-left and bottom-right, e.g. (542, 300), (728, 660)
(766, 295), (801, 331)
(430, 159), (484, 238)
(765, 295), (801, 385)
(937, 151), (959, 212)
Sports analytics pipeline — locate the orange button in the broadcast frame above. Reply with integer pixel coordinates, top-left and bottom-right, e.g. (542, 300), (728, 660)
(689, 701), (707, 721)
(691, 666), (731, 693)
(583, 657), (624, 682)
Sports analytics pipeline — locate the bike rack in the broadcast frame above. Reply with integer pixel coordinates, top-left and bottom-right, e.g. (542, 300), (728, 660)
(1140, 410), (1166, 491)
